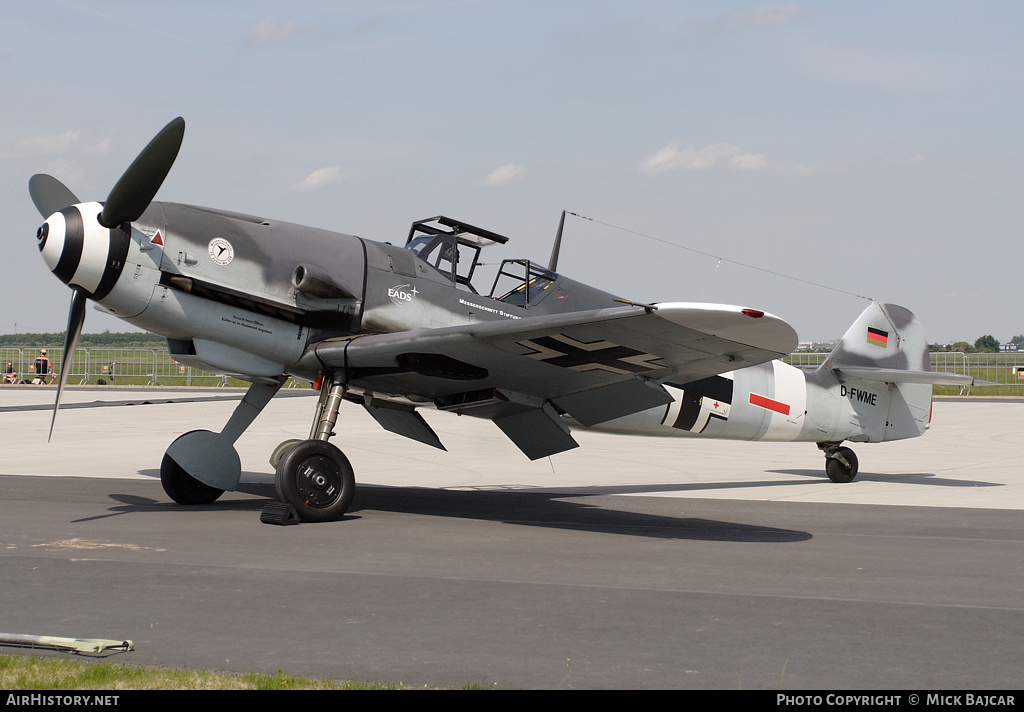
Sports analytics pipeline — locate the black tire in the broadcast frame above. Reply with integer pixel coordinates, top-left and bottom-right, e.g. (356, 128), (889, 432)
(825, 446), (859, 483)
(160, 452), (225, 504)
(275, 440), (355, 523)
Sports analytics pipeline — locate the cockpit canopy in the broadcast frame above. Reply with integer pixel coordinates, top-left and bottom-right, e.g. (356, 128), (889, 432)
(489, 259), (556, 306)
(404, 215), (558, 306)
(405, 216), (508, 293)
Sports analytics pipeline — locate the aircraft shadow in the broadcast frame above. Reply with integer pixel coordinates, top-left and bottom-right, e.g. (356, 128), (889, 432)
(119, 474), (811, 543)
(355, 484), (813, 542)
(767, 469), (1003, 488)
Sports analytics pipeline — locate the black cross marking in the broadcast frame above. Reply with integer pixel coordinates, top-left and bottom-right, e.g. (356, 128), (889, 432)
(665, 375), (734, 432)
(518, 334), (665, 374)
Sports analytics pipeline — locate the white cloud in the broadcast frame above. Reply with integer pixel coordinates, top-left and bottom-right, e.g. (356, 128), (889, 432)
(729, 152), (770, 171)
(245, 17), (303, 46)
(639, 141), (770, 173)
(292, 166), (344, 191)
(481, 163), (526, 186)
(82, 137), (113, 158)
(0, 130), (81, 160)
(39, 159), (87, 188)
(775, 161), (817, 176)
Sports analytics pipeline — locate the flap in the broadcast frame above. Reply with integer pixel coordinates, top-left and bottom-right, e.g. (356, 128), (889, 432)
(493, 402), (579, 460)
(362, 400), (446, 450)
(553, 378), (673, 427)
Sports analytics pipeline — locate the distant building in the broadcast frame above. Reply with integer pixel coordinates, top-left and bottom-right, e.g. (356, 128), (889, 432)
(795, 341), (837, 353)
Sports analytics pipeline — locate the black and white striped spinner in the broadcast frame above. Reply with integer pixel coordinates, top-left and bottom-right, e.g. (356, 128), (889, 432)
(37, 202), (131, 301)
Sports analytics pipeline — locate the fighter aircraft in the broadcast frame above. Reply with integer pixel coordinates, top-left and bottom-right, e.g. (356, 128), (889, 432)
(29, 117), (971, 522)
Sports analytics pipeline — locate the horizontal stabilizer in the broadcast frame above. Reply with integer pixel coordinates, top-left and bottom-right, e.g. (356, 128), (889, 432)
(835, 366), (973, 386)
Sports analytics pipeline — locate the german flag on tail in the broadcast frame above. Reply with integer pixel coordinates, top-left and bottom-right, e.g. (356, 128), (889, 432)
(866, 327), (889, 348)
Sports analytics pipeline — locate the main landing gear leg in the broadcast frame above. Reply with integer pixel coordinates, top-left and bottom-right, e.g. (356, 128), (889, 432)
(161, 376), (286, 504)
(818, 441), (859, 483)
(272, 375), (355, 523)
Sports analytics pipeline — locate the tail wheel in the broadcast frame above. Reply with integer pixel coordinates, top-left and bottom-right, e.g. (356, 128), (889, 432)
(275, 439), (355, 522)
(825, 446), (859, 483)
(160, 431), (225, 504)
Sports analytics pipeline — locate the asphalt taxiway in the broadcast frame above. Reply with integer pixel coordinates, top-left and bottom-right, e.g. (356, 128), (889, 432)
(0, 388), (1022, 689)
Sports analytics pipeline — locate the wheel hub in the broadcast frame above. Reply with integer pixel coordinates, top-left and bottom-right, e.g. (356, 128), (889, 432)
(296, 456), (343, 508)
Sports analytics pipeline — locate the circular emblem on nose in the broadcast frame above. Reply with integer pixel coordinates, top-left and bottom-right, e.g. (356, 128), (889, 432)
(36, 222), (49, 251)
(208, 237), (234, 266)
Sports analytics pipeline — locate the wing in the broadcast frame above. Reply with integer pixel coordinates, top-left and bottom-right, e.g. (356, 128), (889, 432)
(315, 302), (797, 459)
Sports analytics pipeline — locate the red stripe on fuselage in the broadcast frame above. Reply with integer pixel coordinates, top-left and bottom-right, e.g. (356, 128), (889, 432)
(749, 393), (790, 416)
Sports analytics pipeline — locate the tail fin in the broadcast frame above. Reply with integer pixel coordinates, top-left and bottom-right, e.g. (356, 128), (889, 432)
(824, 302), (927, 372)
(820, 302), (970, 441)
(823, 302), (970, 385)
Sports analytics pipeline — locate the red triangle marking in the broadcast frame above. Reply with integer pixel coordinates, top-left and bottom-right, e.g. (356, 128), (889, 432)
(151, 231), (164, 246)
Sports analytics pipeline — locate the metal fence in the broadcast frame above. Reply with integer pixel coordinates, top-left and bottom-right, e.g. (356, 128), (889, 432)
(1, 347), (242, 387)
(3, 344), (1022, 390)
(960, 353), (1024, 387)
(783, 352), (829, 369)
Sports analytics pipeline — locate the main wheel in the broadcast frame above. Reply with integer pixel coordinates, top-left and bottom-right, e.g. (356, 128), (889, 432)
(825, 446), (859, 483)
(275, 440), (355, 522)
(160, 442), (225, 505)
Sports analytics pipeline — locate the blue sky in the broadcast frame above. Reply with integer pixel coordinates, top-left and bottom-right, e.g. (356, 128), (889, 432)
(3, 1), (1023, 343)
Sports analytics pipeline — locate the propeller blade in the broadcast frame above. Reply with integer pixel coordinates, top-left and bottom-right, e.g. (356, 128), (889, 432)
(29, 174), (80, 218)
(48, 287), (88, 442)
(98, 117), (185, 229)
